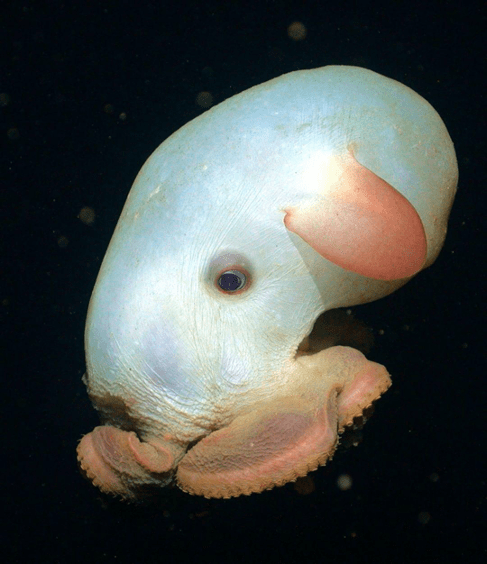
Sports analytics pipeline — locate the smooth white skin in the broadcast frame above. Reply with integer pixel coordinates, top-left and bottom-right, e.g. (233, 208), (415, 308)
(84, 66), (457, 443)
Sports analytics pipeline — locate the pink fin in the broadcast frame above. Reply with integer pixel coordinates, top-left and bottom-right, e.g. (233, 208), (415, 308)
(284, 153), (427, 280)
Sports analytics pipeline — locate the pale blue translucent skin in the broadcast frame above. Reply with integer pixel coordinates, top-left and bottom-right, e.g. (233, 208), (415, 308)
(84, 66), (457, 446)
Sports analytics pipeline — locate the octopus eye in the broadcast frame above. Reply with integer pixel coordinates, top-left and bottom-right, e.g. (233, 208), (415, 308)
(217, 270), (247, 293)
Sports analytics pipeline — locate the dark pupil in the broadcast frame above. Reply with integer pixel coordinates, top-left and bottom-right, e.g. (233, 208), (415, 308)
(218, 272), (243, 292)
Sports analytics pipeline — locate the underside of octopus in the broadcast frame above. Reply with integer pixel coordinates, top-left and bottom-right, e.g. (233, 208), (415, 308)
(77, 66), (457, 500)
(78, 342), (391, 499)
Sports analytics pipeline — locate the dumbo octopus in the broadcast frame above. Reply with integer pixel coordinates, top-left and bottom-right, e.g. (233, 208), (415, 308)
(77, 66), (457, 499)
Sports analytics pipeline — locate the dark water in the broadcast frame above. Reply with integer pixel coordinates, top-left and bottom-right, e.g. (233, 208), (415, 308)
(3, 2), (484, 562)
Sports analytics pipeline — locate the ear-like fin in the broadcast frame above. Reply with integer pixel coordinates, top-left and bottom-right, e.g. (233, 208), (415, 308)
(284, 153), (427, 280)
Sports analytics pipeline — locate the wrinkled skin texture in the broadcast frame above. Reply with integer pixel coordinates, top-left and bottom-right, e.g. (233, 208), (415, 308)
(77, 66), (457, 499)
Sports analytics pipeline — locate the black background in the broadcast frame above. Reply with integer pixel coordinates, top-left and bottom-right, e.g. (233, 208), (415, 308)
(2, 1), (485, 563)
